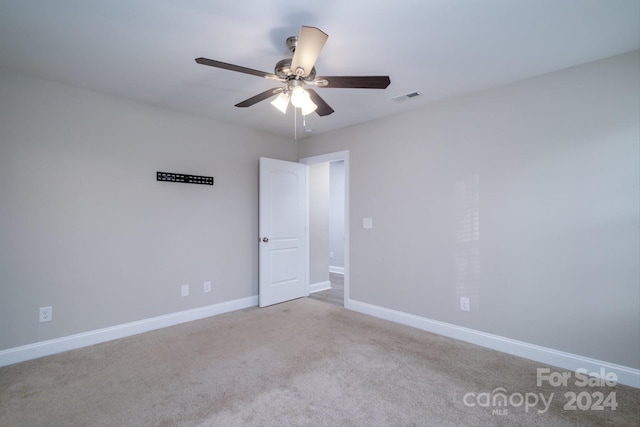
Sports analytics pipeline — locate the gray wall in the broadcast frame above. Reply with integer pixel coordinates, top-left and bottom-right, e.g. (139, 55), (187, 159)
(308, 162), (330, 285)
(2, 51), (638, 372)
(299, 51), (640, 369)
(0, 69), (296, 350)
(329, 161), (345, 271)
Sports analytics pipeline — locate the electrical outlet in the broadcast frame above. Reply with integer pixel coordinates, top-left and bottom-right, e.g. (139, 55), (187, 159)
(204, 281), (211, 293)
(181, 284), (189, 297)
(39, 306), (52, 323)
(460, 297), (470, 312)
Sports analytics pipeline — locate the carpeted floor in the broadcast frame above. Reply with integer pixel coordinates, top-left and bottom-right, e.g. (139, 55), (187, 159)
(1, 298), (638, 426)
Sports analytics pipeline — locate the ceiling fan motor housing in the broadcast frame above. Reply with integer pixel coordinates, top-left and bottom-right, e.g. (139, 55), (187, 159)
(274, 58), (316, 81)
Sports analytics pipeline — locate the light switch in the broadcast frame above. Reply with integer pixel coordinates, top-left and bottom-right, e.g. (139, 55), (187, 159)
(363, 218), (373, 229)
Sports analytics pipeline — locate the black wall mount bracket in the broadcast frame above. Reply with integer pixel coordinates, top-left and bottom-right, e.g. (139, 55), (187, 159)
(157, 172), (213, 186)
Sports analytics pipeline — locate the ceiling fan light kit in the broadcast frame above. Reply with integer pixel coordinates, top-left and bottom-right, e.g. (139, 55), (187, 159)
(268, 79), (318, 116)
(300, 99), (318, 116)
(270, 92), (290, 114)
(290, 83), (317, 115)
(195, 25), (391, 120)
(290, 85), (309, 107)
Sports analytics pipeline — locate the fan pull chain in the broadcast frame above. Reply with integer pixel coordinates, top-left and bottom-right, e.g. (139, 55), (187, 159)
(294, 106), (297, 140)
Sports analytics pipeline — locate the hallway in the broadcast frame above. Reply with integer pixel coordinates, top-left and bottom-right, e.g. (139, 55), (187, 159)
(308, 273), (343, 307)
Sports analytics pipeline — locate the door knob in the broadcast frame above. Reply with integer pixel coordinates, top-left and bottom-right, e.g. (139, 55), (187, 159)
(262, 237), (269, 243)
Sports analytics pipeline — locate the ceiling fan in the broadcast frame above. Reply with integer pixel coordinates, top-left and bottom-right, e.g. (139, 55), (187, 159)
(195, 26), (391, 117)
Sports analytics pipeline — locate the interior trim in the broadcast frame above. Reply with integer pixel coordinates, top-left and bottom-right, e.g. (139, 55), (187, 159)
(0, 295), (258, 368)
(348, 298), (640, 388)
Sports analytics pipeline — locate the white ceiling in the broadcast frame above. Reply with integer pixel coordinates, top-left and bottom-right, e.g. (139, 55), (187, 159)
(1, 0), (638, 139)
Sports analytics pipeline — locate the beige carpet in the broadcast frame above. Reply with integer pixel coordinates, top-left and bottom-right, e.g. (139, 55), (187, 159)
(1, 298), (638, 426)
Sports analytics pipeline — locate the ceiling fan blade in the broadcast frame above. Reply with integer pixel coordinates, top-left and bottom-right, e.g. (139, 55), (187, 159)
(195, 57), (279, 79)
(307, 89), (334, 116)
(315, 76), (391, 89)
(235, 88), (283, 108)
(290, 26), (328, 78)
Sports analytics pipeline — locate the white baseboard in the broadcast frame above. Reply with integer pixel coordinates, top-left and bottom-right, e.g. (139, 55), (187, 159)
(347, 299), (640, 389)
(0, 295), (258, 368)
(5, 295), (637, 389)
(309, 280), (331, 293)
(329, 266), (344, 274)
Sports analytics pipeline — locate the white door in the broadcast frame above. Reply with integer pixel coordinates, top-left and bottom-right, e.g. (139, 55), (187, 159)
(259, 157), (308, 307)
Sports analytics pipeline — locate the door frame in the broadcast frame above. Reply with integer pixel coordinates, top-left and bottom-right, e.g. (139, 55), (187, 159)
(299, 150), (350, 309)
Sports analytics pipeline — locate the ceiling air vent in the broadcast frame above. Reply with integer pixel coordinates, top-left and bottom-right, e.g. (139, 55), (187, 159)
(392, 91), (422, 102)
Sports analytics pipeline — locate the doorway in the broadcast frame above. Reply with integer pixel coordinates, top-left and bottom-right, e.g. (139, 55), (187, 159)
(300, 151), (349, 308)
